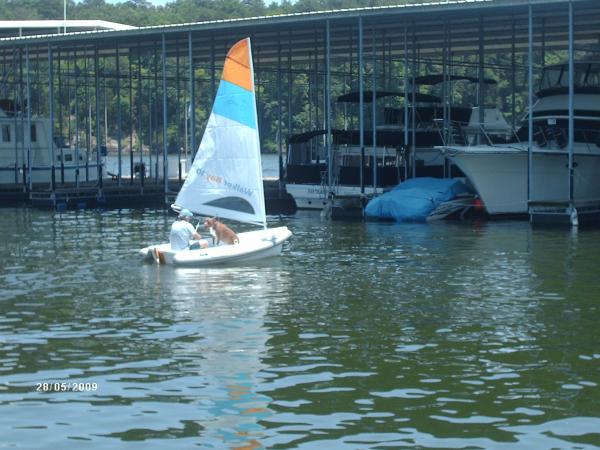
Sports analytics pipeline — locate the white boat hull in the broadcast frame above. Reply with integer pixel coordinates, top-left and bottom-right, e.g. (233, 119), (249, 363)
(0, 164), (101, 184)
(0, 112), (101, 184)
(447, 147), (600, 215)
(139, 226), (292, 267)
(286, 183), (384, 210)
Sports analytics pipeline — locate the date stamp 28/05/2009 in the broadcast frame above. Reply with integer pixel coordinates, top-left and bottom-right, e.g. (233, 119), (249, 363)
(35, 382), (99, 392)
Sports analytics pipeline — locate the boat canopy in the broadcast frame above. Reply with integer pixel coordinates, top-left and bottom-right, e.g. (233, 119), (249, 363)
(412, 74), (497, 86)
(538, 62), (600, 95)
(336, 91), (441, 104)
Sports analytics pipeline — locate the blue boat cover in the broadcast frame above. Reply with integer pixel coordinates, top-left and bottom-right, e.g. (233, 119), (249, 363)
(365, 177), (471, 222)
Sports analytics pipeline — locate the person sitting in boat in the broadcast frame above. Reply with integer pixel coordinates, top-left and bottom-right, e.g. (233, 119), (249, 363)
(169, 209), (209, 251)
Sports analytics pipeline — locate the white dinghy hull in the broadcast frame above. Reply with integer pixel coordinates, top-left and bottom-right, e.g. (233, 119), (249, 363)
(139, 39), (293, 266)
(139, 226), (291, 267)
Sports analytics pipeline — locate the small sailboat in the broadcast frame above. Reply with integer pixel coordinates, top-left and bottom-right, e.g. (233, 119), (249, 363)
(139, 38), (292, 266)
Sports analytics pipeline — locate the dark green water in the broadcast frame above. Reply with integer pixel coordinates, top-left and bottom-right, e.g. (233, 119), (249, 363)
(1, 208), (599, 449)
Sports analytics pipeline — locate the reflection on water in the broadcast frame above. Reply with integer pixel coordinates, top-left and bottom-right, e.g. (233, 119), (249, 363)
(1, 208), (600, 449)
(135, 266), (289, 449)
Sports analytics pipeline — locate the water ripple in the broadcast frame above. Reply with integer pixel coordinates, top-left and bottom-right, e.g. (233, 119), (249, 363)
(1, 210), (600, 448)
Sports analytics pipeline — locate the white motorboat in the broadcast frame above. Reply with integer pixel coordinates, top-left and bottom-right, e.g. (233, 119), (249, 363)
(0, 99), (99, 184)
(285, 76), (510, 210)
(286, 135), (402, 209)
(139, 227), (292, 266)
(441, 62), (600, 215)
(139, 38), (292, 266)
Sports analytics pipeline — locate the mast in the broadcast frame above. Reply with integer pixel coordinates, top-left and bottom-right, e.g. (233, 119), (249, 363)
(247, 39), (267, 229)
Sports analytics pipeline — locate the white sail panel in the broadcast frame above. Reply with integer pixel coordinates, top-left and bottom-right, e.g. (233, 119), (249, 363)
(175, 113), (266, 225)
(139, 38), (292, 266)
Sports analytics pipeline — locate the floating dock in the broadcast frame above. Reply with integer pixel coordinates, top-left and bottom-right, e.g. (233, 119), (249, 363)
(529, 200), (600, 227)
(330, 195), (370, 221)
(0, 178), (297, 215)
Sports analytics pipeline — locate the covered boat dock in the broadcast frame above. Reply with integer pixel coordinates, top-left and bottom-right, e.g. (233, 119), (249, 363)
(0, 0), (598, 222)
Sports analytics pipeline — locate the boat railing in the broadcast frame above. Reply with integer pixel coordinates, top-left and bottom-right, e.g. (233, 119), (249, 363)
(320, 169), (338, 196)
(529, 126), (568, 148)
(438, 112), (600, 152)
(433, 119), (465, 146)
(578, 129), (600, 152)
(439, 120), (521, 148)
(0, 162), (103, 179)
(434, 120), (486, 146)
(521, 125), (600, 151)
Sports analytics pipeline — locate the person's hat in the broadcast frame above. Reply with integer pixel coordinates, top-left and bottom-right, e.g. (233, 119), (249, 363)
(179, 209), (193, 219)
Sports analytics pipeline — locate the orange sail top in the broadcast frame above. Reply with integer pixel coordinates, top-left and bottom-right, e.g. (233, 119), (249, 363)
(221, 38), (253, 92)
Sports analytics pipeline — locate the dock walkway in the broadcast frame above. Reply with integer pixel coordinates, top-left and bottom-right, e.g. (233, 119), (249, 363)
(0, 178), (297, 214)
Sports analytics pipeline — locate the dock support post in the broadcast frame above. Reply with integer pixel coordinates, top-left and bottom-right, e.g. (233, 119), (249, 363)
(188, 32), (196, 159)
(286, 32), (293, 193)
(287, 32), (292, 160)
(162, 34), (168, 195)
(411, 26), (416, 179)
(12, 48), (20, 183)
(129, 49), (134, 184)
(94, 46), (103, 191)
(73, 50), (80, 189)
(511, 18), (516, 130)
(442, 23), (449, 177)
(403, 22), (408, 181)
(325, 20), (332, 195)
(116, 42), (122, 186)
(568, 1), (575, 207)
(477, 17), (485, 145)
(84, 51), (90, 183)
(542, 18), (546, 65)
(148, 79), (153, 181)
(358, 16), (364, 194)
(137, 42), (144, 189)
(371, 24), (377, 191)
(175, 39), (181, 183)
(305, 49), (312, 159)
(49, 45), (56, 193)
(58, 49), (64, 185)
(26, 45), (32, 193)
(527, 4), (533, 212)
(210, 36), (215, 100)
(348, 26), (354, 130)
(278, 34), (284, 196)
(66, 53), (72, 175)
(313, 34), (318, 136)
(148, 43), (157, 185)
(344, 30), (350, 131)
(2, 50), (6, 99)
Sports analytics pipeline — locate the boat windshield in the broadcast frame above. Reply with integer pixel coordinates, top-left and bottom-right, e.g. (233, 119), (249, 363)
(539, 63), (600, 90)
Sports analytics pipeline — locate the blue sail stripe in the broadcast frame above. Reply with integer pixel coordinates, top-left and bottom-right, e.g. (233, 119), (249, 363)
(212, 80), (257, 129)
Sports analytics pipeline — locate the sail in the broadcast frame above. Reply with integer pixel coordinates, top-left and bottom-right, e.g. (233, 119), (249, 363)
(175, 38), (266, 227)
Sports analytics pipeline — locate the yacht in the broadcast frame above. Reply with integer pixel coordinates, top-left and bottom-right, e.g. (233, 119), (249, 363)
(286, 128), (403, 209)
(0, 100), (99, 185)
(286, 77), (510, 210)
(441, 62), (600, 216)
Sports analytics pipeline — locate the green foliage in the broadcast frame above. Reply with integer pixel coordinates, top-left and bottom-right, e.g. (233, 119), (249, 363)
(3, 0), (550, 154)
(0, 0), (422, 25)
